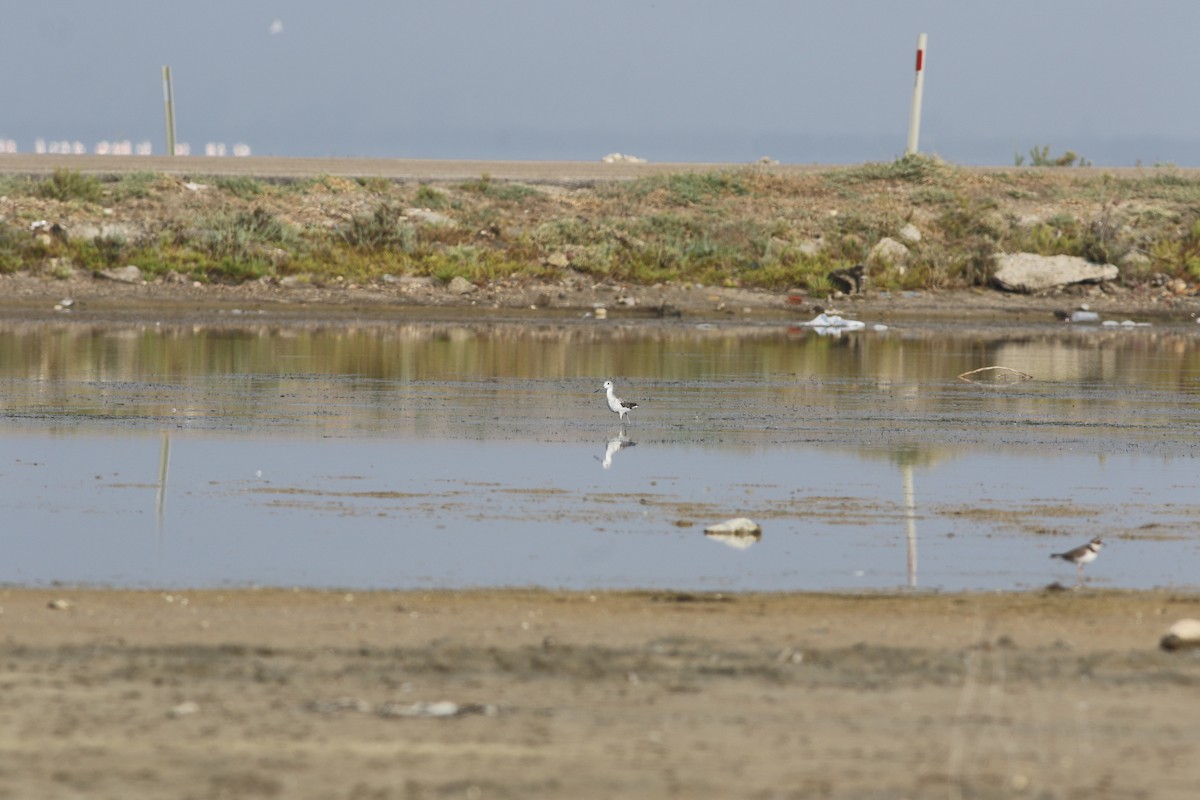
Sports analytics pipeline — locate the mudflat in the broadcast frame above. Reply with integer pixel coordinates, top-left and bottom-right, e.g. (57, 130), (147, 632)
(3, 587), (1199, 799)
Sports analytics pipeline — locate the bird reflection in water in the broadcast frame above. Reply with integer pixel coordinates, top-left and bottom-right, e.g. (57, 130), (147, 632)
(598, 434), (636, 469)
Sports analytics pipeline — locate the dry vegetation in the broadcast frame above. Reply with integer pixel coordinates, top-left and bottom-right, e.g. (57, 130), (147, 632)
(3, 157), (1200, 295)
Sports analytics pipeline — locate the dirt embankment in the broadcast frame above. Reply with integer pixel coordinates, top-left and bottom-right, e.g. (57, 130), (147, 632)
(3, 155), (1200, 325)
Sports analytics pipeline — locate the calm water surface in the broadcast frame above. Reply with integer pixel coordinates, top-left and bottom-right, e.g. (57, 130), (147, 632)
(2, 316), (1199, 591)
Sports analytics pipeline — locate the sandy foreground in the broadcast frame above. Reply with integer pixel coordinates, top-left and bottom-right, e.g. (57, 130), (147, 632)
(0, 587), (1197, 799)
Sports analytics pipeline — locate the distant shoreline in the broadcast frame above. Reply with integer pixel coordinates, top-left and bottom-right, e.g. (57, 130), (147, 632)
(3, 153), (1200, 183)
(1, 156), (1198, 320)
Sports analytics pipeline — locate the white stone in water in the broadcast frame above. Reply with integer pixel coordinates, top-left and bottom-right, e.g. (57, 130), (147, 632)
(704, 518), (762, 536)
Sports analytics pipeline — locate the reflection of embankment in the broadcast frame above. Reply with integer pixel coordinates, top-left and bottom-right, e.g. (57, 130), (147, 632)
(1, 320), (1197, 450)
(5, 320), (1199, 385)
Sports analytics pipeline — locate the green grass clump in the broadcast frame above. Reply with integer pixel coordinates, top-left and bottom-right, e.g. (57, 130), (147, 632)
(458, 174), (542, 202)
(338, 203), (416, 251)
(211, 175), (264, 199)
(68, 234), (128, 271)
(110, 171), (161, 200)
(35, 169), (103, 203)
(198, 207), (297, 267)
(356, 176), (393, 194)
(617, 171), (749, 206)
(833, 154), (951, 186)
(1016, 145), (1091, 167)
(414, 184), (449, 209)
(0, 222), (28, 273)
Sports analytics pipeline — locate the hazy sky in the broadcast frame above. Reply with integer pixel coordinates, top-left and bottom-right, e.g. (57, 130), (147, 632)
(4, 1), (1200, 165)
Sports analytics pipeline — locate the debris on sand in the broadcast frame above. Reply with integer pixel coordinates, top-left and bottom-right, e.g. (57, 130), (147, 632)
(376, 701), (498, 719)
(307, 698), (499, 719)
(1160, 619), (1200, 651)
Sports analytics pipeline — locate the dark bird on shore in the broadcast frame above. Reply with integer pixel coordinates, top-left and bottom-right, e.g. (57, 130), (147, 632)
(1051, 537), (1103, 580)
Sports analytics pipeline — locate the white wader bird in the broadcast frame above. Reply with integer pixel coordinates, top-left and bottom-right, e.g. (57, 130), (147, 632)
(597, 380), (638, 421)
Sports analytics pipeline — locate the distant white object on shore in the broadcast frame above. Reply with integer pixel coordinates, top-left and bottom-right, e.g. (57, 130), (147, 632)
(1054, 303), (1105, 323)
(796, 312), (866, 332)
(602, 153), (647, 164)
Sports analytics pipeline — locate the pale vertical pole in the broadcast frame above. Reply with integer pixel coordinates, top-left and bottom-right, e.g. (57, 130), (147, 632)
(162, 66), (177, 156)
(905, 33), (928, 156)
(903, 463), (917, 588)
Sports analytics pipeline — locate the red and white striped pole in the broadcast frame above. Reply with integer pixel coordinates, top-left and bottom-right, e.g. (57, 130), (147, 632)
(905, 33), (928, 156)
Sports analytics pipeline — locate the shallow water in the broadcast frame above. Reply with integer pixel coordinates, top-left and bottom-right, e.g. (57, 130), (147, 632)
(2, 316), (1199, 590)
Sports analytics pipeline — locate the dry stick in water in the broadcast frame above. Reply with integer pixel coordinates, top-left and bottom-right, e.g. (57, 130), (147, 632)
(957, 366), (1033, 383)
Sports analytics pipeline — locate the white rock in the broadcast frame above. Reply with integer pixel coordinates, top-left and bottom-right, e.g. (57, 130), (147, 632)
(169, 701), (199, 718)
(867, 237), (910, 271)
(795, 238), (824, 257)
(1120, 251), (1152, 270)
(403, 208), (456, 227)
(73, 222), (136, 241)
(378, 700), (461, 718)
(993, 253), (1118, 293)
(1161, 619), (1200, 651)
(898, 223), (922, 243)
(447, 276), (475, 294)
(97, 265), (144, 284)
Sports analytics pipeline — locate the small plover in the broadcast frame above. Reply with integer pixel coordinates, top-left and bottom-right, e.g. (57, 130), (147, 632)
(596, 380), (638, 422)
(1050, 537), (1103, 580)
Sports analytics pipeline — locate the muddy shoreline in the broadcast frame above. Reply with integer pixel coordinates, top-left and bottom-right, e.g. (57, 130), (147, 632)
(3, 587), (1198, 799)
(3, 268), (1199, 329)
